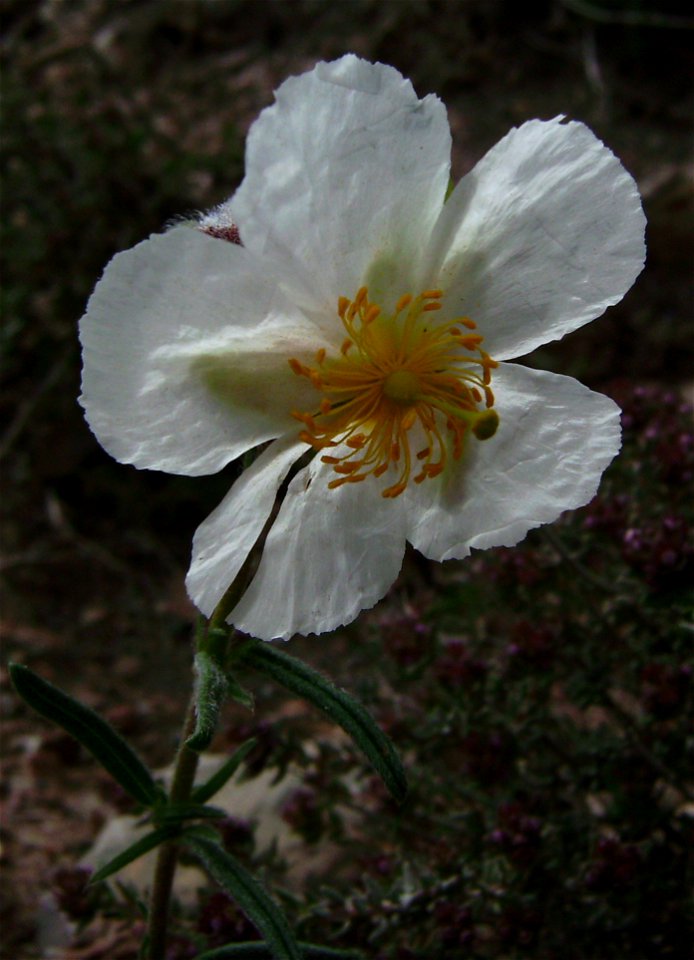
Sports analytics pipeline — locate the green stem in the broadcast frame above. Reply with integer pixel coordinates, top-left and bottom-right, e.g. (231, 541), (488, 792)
(145, 457), (301, 956)
(145, 697), (200, 960)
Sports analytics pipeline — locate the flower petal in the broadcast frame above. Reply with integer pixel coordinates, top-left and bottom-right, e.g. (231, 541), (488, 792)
(229, 455), (409, 640)
(79, 225), (318, 475)
(221, 55), (451, 314)
(428, 117), (646, 360)
(405, 362), (621, 560)
(186, 435), (306, 617)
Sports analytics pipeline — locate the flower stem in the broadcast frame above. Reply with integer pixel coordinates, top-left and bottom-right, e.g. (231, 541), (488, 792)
(145, 697), (200, 960)
(145, 469), (297, 957)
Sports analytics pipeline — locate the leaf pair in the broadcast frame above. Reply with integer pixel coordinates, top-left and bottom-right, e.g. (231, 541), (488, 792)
(10, 650), (398, 959)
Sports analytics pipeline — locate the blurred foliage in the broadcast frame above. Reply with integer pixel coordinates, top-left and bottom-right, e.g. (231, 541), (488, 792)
(1, 1), (693, 958)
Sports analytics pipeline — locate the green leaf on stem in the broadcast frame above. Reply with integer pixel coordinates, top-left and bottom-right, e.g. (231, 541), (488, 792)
(195, 942), (364, 959)
(191, 738), (258, 805)
(187, 650), (230, 752)
(227, 671), (255, 711)
(89, 826), (179, 885)
(9, 662), (161, 807)
(235, 642), (408, 804)
(183, 832), (303, 960)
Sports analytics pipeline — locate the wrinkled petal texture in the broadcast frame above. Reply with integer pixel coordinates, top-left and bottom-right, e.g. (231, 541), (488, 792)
(224, 55), (452, 314)
(429, 117), (646, 360)
(80, 226), (319, 475)
(78, 55), (644, 643)
(186, 436), (305, 616)
(405, 363), (622, 560)
(229, 452), (410, 640)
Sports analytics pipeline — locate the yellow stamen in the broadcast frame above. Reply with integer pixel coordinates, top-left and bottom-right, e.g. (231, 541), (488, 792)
(288, 286), (499, 497)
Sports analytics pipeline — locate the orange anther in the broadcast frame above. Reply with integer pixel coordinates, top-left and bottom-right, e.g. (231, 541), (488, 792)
(316, 348), (326, 364)
(395, 293), (413, 313)
(422, 289), (443, 299)
(422, 302), (442, 312)
(402, 409), (417, 430)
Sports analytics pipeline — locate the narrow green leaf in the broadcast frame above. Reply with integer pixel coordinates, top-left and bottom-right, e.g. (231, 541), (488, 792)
(9, 663), (160, 807)
(227, 671), (255, 711)
(191, 738), (258, 805)
(196, 943), (363, 959)
(89, 826), (178, 885)
(236, 643), (407, 803)
(184, 834), (302, 960)
(187, 650), (229, 752)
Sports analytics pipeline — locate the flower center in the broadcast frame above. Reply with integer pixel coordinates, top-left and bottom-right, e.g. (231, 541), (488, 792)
(288, 286), (499, 498)
(383, 369), (422, 403)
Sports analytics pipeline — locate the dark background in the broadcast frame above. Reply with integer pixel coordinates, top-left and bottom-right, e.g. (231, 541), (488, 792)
(1, 2), (693, 957)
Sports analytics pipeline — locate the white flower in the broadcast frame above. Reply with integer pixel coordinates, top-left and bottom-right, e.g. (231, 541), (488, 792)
(79, 55), (645, 641)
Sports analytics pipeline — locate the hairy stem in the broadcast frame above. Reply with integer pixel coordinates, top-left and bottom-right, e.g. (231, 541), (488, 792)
(145, 698), (199, 960)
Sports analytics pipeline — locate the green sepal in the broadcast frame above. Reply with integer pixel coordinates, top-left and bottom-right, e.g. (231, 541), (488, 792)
(187, 649), (230, 752)
(89, 825), (178, 885)
(9, 662), (161, 808)
(196, 943), (364, 959)
(191, 738), (258, 805)
(236, 642), (407, 804)
(183, 832), (303, 960)
(153, 802), (227, 826)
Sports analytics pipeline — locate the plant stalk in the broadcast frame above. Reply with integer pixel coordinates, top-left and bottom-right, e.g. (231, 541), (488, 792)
(145, 469), (292, 957)
(145, 697), (200, 960)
